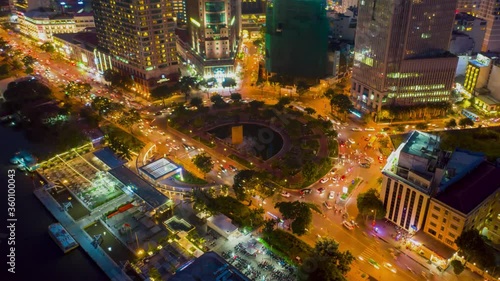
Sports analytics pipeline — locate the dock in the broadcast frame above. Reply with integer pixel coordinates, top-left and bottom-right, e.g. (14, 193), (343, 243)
(48, 223), (79, 253)
(34, 187), (132, 281)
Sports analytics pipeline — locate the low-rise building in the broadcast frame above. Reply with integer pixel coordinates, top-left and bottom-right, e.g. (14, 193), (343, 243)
(19, 9), (94, 42)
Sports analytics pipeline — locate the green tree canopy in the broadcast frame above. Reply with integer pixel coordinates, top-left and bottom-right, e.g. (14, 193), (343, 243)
(275, 201), (312, 236)
(458, 117), (474, 128)
(151, 84), (176, 105)
(455, 229), (495, 268)
(304, 107), (316, 115)
(222, 77), (236, 88)
(299, 238), (354, 281)
(232, 169), (269, 201)
(190, 96), (204, 109)
(445, 118), (457, 128)
(21, 55), (36, 68)
(415, 122), (428, 130)
(192, 153), (214, 174)
(450, 260), (464, 275)
(249, 100), (265, 111)
(330, 93), (353, 117)
(230, 92), (242, 102)
(60, 81), (92, 99)
(178, 76), (199, 97)
(356, 188), (386, 219)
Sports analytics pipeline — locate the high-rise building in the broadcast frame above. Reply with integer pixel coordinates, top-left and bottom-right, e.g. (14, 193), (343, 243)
(351, 0), (458, 112)
(184, 0), (240, 79)
(457, 0), (500, 52)
(265, 0), (328, 78)
(92, 0), (178, 94)
(172, 0), (186, 25)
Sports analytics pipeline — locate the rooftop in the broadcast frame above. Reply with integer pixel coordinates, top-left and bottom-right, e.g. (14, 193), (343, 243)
(93, 148), (125, 170)
(401, 131), (440, 160)
(435, 161), (500, 215)
(439, 149), (485, 191)
(109, 166), (170, 209)
(139, 158), (179, 180)
(412, 231), (455, 260)
(476, 94), (500, 105)
(208, 214), (238, 234)
(171, 252), (251, 281)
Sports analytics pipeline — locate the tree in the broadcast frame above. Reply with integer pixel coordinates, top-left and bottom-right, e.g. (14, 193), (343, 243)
(222, 77), (236, 88)
(21, 55), (36, 68)
(210, 93), (227, 108)
(459, 117), (474, 128)
(304, 107), (316, 115)
(60, 81), (92, 99)
(25, 66), (33, 74)
(445, 118), (457, 128)
(105, 132), (132, 160)
(455, 229), (494, 268)
(192, 153), (214, 174)
(296, 80), (309, 96)
(118, 109), (141, 128)
(300, 238), (354, 281)
(151, 84), (176, 106)
(415, 122), (428, 130)
(40, 42), (55, 53)
(249, 100), (265, 111)
(148, 267), (161, 280)
(230, 92), (242, 102)
(324, 89), (335, 100)
(356, 189), (386, 219)
(275, 96), (292, 110)
(232, 170), (267, 201)
(330, 93), (353, 120)
(0, 63), (9, 76)
(451, 260), (464, 275)
(178, 76), (199, 98)
(275, 201), (312, 235)
(263, 219), (276, 233)
(302, 160), (319, 182)
(190, 97), (204, 109)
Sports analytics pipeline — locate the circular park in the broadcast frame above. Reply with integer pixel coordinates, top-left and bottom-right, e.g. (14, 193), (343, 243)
(166, 95), (339, 188)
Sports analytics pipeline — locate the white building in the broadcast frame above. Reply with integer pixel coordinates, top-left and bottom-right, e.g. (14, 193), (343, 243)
(19, 10), (94, 42)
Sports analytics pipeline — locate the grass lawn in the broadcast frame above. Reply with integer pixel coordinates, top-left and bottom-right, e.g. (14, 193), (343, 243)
(260, 229), (313, 265)
(228, 154), (252, 168)
(173, 170), (208, 185)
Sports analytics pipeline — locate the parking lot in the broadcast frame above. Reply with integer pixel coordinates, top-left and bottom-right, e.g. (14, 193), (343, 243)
(201, 229), (297, 281)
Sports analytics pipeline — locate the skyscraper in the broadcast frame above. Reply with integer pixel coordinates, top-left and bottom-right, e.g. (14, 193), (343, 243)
(265, 0), (328, 78)
(457, 0), (500, 52)
(185, 0), (240, 79)
(92, 0), (178, 94)
(351, 0), (458, 112)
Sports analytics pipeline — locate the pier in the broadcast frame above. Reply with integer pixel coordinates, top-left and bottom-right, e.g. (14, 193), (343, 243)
(34, 187), (132, 281)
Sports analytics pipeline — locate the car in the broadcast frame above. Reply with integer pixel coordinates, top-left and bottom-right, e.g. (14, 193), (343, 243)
(351, 127), (362, 131)
(359, 162), (370, 168)
(339, 140), (346, 147)
(317, 187), (325, 194)
(229, 165), (237, 172)
(328, 191), (335, 199)
(154, 111), (162, 116)
(340, 175), (346, 181)
(365, 157), (374, 163)
(348, 138), (355, 144)
(300, 188), (312, 195)
(384, 262), (397, 273)
(343, 221), (354, 230)
(319, 178), (329, 184)
(281, 192), (291, 198)
(220, 166), (227, 173)
(324, 201), (333, 209)
(364, 127), (375, 131)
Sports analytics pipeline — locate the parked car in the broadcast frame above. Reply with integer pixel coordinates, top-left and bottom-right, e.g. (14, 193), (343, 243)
(328, 191), (335, 199)
(348, 138), (355, 144)
(317, 187), (325, 194)
(359, 162), (371, 168)
(281, 192), (291, 198)
(364, 127), (375, 131)
(324, 201), (333, 209)
(365, 157), (374, 163)
(343, 221), (354, 230)
(351, 127), (362, 131)
(320, 177), (329, 184)
(229, 165), (237, 172)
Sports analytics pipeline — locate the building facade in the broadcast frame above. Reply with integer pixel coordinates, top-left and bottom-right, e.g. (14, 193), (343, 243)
(454, 12), (487, 54)
(172, 0), (186, 24)
(463, 53), (493, 93)
(185, 0), (240, 79)
(457, 0), (500, 52)
(19, 10), (94, 42)
(351, 0), (458, 112)
(265, 0), (328, 78)
(92, 0), (179, 95)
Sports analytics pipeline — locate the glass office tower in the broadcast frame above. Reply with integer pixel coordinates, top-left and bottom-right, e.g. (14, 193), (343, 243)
(351, 0), (458, 112)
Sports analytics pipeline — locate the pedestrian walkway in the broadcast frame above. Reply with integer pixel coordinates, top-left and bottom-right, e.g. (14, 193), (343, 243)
(34, 188), (132, 281)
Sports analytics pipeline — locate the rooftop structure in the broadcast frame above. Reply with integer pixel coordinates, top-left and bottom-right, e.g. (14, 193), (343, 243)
(207, 214), (238, 239)
(139, 158), (181, 181)
(171, 251), (251, 281)
(93, 148), (125, 170)
(163, 216), (194, 234)
(435, 161), (500, 215)
(437, 149), (485, 193)
(109, 166), (170, 210)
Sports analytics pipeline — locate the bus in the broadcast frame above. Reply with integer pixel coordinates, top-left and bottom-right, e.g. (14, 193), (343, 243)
(462, 109), (480, 122)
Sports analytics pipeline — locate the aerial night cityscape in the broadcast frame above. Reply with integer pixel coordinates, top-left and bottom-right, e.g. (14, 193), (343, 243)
(0, 0), (500, 280)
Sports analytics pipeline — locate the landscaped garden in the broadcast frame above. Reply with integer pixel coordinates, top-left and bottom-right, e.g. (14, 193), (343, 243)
(166, 97), (338, 188)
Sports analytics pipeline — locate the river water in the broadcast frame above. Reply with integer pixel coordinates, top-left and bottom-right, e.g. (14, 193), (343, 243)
(0, 125), (108, 281)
